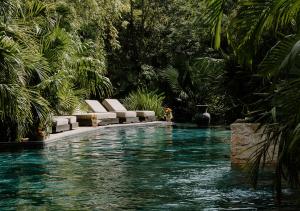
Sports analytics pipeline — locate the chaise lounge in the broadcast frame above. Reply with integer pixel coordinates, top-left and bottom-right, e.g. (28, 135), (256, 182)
(135, 111), (156, 122)
(102, 99), (155, 123)
(64, 116), (79, 130)
(101, 99), (139, 123)
(52, 116), (70, 133)
(74, 100), (119, 126)
(52, 115), (79, 133)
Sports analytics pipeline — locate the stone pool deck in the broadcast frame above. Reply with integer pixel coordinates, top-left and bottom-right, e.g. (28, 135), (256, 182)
(0, 121), (173, 150)
(47, 121), (173, 144)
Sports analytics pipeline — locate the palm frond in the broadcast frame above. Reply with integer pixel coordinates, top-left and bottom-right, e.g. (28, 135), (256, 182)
(42, 27), (73, 66)
(74, 56), (112, 97)
(230, 0), (300, 63)
(160, 66), (182, 94)
(203, 0), (225, 49)
(0, 35), (26, 85)
(260, 34), (300, 77)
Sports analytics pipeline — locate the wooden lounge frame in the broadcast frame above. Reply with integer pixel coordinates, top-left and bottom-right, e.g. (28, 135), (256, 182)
(101, 99), (140, 123)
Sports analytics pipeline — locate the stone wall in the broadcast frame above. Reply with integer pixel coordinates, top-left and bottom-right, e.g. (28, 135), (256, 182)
(231, 123), (277, 164)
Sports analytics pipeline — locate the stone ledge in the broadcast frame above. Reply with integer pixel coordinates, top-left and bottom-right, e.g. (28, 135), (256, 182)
(0, 121), (174, 150)
(231, 123), (277, 165)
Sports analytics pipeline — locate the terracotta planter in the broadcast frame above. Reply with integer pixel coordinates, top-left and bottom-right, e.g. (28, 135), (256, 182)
(91, 117), (98, 127)
(36, 128), (48, 141)
(165, 116), (172, 122)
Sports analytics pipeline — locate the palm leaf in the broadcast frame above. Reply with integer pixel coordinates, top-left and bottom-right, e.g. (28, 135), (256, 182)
(203, 0), (225, 49)
(260, 34), (300, 77)
(230, 0), (300, 63)
(160, 66), (182, 94)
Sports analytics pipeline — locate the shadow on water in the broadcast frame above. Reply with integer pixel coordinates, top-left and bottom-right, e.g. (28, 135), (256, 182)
(0, 151), (57, 210)
(0, 125), (299, 210)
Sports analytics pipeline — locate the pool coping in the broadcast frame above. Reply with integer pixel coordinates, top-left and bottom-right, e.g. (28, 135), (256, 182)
(46, 121), (173, 144)
(0, 121), (174, 150)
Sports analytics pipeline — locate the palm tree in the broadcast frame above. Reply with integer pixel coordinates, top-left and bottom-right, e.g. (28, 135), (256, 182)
(0, 0), (115, 141)
(247, 34), (300, 197)
(0, 19), (50, 141)
(229, 0), (300, 197)
(205, 0), (300, 195)
(228, 0), (300, 66)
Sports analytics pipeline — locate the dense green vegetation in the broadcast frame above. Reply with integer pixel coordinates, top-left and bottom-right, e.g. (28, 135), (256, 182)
(123, 88), (165, 119)
(205, 0), (300, 197)
(0, 0), (121, 141)
(0, 0), (300, 197)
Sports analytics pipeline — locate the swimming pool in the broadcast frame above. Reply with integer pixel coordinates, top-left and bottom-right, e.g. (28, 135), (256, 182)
(0, 125), (297, 210)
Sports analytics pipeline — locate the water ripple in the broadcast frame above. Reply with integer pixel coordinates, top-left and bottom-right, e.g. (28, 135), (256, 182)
(0, 126), (298, 210)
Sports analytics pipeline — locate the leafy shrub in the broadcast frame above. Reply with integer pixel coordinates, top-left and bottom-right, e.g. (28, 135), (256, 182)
(123, 89), (165, 119)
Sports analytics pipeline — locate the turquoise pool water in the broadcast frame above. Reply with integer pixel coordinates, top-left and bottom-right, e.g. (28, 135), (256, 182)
(0, 125), (298, 210)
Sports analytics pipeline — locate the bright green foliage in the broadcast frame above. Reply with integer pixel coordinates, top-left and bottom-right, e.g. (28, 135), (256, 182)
(203, 0), (236, 49)
(204, 0), (224, 49)
(0, 0), (124, 141)
(123, 89), (165, 119)
(0, 2), (51, 141)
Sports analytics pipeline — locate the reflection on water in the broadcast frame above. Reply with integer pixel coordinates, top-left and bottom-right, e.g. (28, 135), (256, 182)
(0, 126), (298, 210)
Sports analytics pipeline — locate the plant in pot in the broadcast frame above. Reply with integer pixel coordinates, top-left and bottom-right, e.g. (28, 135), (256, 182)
(34, 118), (52, 141)
(91, 114), (98, 127)
(164, 108), (173, 122)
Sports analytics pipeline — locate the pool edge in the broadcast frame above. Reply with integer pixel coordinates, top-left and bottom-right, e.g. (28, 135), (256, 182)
(0, 122), (174, 150)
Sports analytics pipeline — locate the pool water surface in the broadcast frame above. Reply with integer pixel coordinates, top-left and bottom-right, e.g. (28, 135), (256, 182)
(0, 126), (298, 210)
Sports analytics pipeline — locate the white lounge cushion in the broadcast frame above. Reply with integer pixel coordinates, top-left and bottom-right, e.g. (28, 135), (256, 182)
(75, 112), (116, 120)
(136, 111), (155, 117)
(53, 117), (68, 126)
(102, 99), (127, 112)
(85, 100), (108, 113)
(64, 116), (77, 124)
(102, 99), (154, 118)
(116, 111), (136, 118)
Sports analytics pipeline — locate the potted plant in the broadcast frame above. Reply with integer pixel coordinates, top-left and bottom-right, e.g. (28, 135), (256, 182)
(91, 114), (98, 127)
(36, 127), (48, 141)
(164, 107), (173, 122)
(34, 118), (52, 141)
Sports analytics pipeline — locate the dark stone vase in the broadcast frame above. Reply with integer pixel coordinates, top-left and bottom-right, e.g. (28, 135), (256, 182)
(194, 105), (211, 127)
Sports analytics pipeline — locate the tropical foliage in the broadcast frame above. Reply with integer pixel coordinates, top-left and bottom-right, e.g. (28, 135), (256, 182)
(0, 0), (124, 141)
(123, 88), (165, 119)
(204, 0), (300, 196)
(1, 0), (300, 197)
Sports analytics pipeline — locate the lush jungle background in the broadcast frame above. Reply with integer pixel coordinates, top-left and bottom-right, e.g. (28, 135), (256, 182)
(0, 0), (300, 196)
